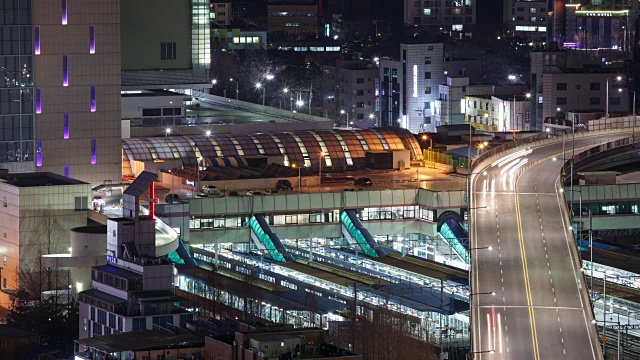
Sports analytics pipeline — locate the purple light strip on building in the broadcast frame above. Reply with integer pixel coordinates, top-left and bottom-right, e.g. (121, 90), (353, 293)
(64, 165), (70, 178)
(62, 0), (67, 25)
(63, 55), (68, 86)
(34, 26), (40, 55)
(64, 113), (69, 139)
(89, 25), (95, 54)
(36, 141), (42, 167)
(35, 88), (41, 114)
(91, 139), (97, 164)
(90, 86), (96, 112)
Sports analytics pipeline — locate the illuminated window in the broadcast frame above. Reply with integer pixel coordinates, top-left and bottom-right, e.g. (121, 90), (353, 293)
(91, 138), (97, 164)
(423, 8), (431, 15)
(62, 55), (68, 86)
(452, 8), (462, 15)
(35, 88), (42, 114)
(36, 140), (42, 167)
(34, 26), (40, 55)
(90, 86), (96, 112)
(62, 0), (67, 25)
(89, 25), (95, 54)
(64, 113), (69, 139)
(233, 37), (239, 43)
(253, 37), (259, 43)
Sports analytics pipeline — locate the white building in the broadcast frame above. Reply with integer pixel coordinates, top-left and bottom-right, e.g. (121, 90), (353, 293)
(78, 172), (186, 339)
(0, 170), (91, 309)
(464, 94), (533, 132)
(434, 77), (494, 126)
(379, 43), (483, 133)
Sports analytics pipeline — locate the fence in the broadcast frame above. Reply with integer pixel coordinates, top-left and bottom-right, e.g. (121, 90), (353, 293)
(423, 149), (469, 171)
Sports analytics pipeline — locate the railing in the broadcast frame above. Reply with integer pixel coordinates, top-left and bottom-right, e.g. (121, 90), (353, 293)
(187, 90), (331, 124)
(248, 215), (291, 262)
(438, 221), (470, 264)
(340, 210), (381, 258)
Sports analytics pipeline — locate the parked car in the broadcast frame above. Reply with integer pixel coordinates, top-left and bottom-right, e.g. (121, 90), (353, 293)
(276, 179), (293, 191)
(247, 191), (263, 196)
(354, 177), (373, 187)
(201, 185), (219, 195)
(165, 194), (180, 203)
(228, 191), (239, 197)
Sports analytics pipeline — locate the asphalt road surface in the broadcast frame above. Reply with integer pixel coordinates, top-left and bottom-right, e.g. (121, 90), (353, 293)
(470, 132), (632, 360)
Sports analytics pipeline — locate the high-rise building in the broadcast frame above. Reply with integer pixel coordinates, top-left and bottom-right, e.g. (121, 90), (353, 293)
(379, 43), (483, 133)
(0, 0), (35, 174)
(32, 0), (121, 185)
(404, 0), (476, 39)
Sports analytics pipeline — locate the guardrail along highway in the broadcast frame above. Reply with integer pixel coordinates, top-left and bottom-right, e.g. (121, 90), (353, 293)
(470, 130), (635, 359)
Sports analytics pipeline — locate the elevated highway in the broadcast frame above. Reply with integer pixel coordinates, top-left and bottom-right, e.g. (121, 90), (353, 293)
(470, 129), (636, 359)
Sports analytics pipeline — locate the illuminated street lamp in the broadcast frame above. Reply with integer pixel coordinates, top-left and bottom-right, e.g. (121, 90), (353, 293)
(340, 109), (349, 128)
(291, 163), (301, 192)
(256, 82), (265, 106)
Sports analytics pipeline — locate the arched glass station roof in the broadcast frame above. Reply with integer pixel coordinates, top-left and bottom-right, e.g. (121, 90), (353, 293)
(122, 128), (423, 168)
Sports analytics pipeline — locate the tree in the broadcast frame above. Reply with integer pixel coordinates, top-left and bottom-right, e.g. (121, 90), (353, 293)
(18, 208), (69, 299)
(6, 288), (79, 355)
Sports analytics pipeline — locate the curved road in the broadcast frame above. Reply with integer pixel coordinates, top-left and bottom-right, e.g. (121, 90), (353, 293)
(470, 132), (632, 359)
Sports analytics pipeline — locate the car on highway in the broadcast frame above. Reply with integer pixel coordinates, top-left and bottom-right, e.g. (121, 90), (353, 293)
(165, 194), (180, 203)
(276, 179), (293, 191)
(354, 177), (373, 187)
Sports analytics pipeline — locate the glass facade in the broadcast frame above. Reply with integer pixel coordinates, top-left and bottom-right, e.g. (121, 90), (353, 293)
(191, 0), (210, 71)
(0, 0), (34, 164)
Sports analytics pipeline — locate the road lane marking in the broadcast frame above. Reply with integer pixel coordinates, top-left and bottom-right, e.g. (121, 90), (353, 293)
(498, 313), (503, 353)
(487, 313), (492, 351)
(515, 180), (541, 360)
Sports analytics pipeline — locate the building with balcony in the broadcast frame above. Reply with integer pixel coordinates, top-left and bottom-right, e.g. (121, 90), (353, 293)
(78, 172), (188, 339)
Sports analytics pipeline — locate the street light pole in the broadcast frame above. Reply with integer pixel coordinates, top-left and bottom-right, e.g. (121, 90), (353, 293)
(318, 152), (324, 187)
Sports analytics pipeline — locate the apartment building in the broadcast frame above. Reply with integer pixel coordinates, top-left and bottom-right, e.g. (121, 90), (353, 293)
(404, 0), (476, 39)
(322, 61), (379, 127)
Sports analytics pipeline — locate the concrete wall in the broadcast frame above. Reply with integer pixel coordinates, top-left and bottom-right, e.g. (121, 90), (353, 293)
(0, 180), (91, 308)
(121, 0), (191, 70)
(121, 94), (188, 119)
(33, 0), (122, 186)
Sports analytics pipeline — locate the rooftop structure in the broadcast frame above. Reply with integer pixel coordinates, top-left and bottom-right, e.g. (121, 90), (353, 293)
(75, 330), (204, 360)
(122, 128), (423, 172)
(78, 171), (186, 339)
(0, 171), (87, 188)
